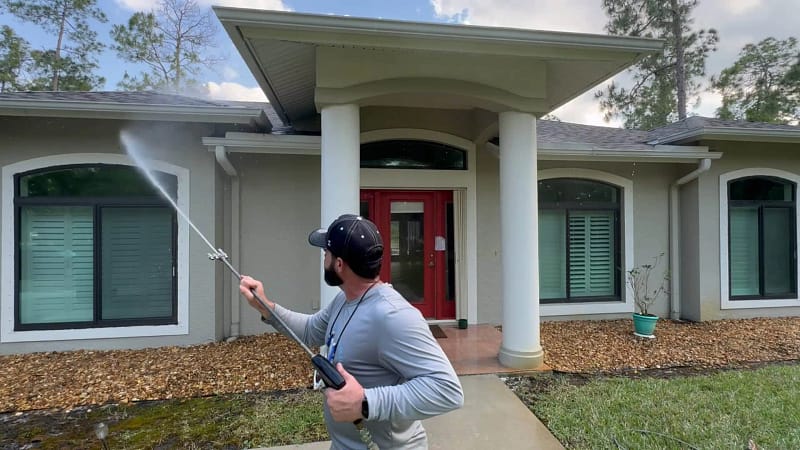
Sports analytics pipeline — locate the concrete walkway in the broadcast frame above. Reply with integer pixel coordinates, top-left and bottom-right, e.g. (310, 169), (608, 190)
(258, 374), (563, 450)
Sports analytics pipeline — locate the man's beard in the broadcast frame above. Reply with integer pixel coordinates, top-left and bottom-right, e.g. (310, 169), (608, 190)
(324, 260), (343, 286)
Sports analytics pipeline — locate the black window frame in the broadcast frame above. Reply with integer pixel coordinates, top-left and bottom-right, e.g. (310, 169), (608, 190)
(728, 176), (797, 301)
(538, 178), (622, 304)
(14, 164), (178, 331)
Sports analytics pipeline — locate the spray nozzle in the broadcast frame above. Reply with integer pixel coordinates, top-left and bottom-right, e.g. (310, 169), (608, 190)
(208, 249), (229, 261)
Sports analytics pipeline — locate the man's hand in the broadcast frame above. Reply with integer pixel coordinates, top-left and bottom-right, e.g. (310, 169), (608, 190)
(239, 276), (275, 318)
(324, 363), (365, 422)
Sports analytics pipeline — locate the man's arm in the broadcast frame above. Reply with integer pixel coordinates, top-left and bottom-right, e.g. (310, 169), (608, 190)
(240, 275), (331, 347)
(365, 308), (464, 421)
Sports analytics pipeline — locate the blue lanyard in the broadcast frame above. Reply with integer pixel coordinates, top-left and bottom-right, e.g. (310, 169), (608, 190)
(326, 282), (378, 363)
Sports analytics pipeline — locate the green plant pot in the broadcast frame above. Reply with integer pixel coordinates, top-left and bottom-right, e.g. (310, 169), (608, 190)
(457, 319), (468, 329)
(632, 313), (659, 338)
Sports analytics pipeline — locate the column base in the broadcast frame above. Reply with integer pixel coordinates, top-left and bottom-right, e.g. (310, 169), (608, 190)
(498, 345), (544, 370)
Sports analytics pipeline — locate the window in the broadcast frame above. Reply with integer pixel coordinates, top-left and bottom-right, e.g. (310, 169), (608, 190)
(538, 179), (620, 303)
(361, 140), (466, 170)
(15, 165), (177, 330)
(728, 176), (796, 299)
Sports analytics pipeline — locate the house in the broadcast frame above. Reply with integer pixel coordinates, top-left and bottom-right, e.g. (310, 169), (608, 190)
(1, 9), (798, 369)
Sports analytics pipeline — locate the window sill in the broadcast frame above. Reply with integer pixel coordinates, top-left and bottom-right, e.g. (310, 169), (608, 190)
(721, 298), (800, 310)
(541, 301), (633, 316)
(1, 323), (188, 343)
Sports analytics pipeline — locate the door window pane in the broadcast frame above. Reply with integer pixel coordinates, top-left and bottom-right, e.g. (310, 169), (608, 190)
(19, 206), (94, 324)
(390, 201), (424, 303)
(101, 208), (174, 320)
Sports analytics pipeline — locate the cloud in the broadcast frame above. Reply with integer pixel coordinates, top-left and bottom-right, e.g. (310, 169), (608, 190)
(116, 0), (291, 12)
(205, 81), (267, 102)
(551, 88), (623, 128)
(429, 0), (605, 33)
(222, 66), (239, 81)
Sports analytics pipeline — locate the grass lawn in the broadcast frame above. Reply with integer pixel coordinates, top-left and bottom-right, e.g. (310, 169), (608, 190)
(0, 389), (326, 450)
(5, 363), (800, 449)
(510, 363), (800, 450)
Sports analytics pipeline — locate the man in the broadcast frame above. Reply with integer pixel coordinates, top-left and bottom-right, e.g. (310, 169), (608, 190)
(240, 214), (464, 449)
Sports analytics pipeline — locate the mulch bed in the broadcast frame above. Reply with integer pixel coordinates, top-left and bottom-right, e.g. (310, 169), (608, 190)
(1, 317), (799, 413)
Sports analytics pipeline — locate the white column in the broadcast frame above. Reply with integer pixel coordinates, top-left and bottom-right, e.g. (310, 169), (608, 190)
(498, 111), (544, 369)
(320, 104), (360, 308)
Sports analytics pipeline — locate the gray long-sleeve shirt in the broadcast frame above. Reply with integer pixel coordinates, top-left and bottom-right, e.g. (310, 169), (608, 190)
(266, 283), (464, 449)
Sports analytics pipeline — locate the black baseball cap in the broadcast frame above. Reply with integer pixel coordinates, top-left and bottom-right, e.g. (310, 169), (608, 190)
(308, 214), (384, 278)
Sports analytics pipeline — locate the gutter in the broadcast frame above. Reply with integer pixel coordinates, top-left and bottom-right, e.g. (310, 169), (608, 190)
(669, 158), (712, 320)
(213, 146), (242, 338)
(648, 127), (800, 145)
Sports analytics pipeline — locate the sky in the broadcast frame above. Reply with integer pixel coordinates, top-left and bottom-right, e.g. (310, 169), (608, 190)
(2, 0), (799, 127)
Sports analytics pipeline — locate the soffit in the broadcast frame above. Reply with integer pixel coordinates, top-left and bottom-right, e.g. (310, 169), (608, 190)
(215, 7), (662, 127)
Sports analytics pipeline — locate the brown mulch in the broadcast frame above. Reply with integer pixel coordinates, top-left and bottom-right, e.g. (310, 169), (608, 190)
(541, 317), (800, 373)
(1, 317), (799, 413)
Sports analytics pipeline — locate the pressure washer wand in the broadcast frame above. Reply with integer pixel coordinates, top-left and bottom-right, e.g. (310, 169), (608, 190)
(208, 249), (346, 390)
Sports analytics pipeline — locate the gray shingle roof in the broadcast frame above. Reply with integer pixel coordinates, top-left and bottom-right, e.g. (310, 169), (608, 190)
(537, 120), (651, 147)
(647, 116), (800, 143)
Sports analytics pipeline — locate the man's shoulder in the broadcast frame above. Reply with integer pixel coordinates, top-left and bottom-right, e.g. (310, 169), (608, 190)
(368, 285), (425, 322)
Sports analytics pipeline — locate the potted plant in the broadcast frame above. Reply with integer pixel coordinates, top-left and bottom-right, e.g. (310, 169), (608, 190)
(626, 253), (669, 338)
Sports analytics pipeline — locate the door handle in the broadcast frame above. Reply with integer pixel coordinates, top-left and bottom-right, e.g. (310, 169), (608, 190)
(428, 252), (435, 267)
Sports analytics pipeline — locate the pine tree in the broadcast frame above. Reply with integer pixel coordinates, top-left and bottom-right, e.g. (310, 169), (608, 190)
(111, 0), (218, 92)
(712, 37), (800, 124)
(2, 0), (107, 91)
(596, 0), (718, 129)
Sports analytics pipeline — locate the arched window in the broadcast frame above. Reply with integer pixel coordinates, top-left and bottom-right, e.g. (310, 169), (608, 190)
(15, 165), (177, 330)
(538, 178), (620, 303)
(360, 140), (467, 170)
(728, 176), (796, 299)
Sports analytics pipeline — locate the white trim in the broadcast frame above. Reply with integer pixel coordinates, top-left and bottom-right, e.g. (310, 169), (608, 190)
(360, 128), (478, 324)
(719, 168), (800, 310)
(1, 153), (190, 343)
(0, 99), (263, 124)
(537, 168), (635, 316)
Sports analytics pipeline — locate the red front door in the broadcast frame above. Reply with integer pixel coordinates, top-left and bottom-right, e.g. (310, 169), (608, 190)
(360, 190), (455, 320)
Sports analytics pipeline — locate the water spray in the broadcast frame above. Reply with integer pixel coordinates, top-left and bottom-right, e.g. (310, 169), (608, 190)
(119, 130), (345, 389)
(120, 131), (379, 449)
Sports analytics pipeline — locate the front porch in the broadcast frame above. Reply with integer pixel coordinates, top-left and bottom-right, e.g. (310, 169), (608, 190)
(433, 324), (551, 375)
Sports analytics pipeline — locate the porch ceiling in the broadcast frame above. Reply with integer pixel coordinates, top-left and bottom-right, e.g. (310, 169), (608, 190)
(215, 7), (662, 128)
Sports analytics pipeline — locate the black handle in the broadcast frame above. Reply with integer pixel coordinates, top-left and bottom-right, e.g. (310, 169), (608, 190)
(312, 354), (346, 390)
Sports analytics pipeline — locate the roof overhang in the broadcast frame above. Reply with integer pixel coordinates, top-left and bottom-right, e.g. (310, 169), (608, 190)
(0, 98), (267, 126)
(649, 127), (800, 145)
(214, 7), (663, 127)
(204, 132), (721, 163)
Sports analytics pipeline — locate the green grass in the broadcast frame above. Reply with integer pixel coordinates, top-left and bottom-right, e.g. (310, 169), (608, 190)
(1, 389), (326, 450)
(519, 364), (800, 449)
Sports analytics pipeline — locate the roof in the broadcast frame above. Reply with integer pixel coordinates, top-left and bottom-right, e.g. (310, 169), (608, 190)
(647, 116), (800, 144)
(0, 91), (272, 129)
(214, 7), (662, 127)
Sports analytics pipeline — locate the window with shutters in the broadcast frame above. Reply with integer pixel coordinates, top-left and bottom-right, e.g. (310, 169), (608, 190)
(538, 178), (621, 303)
(728, 176), (797, 300)
(15, 165), (177, 330)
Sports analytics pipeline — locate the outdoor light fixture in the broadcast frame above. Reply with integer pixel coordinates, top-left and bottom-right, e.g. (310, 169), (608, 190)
(94, 422), (109, 450)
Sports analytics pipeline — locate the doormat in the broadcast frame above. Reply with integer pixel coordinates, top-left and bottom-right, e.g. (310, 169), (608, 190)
(429, 324), (447, 339)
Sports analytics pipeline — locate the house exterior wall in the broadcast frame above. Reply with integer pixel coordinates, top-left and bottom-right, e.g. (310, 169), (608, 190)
(692, 140), (800, 320)
(233, 153), (322, 335)
(0, 117), (223, 354)
(679, 180), (702, 321)
(475, 152), (688, 323)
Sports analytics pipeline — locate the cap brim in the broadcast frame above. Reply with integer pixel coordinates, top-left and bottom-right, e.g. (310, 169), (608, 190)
(308, 228), (328, 248)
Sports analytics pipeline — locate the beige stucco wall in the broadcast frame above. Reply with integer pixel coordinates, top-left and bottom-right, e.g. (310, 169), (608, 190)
(232, 153), (322, 335)
(475, 149), (690, 323)
(687, 140), (800, 321)
(0, 117), (223, 354)
(679, 180), (702, 321)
